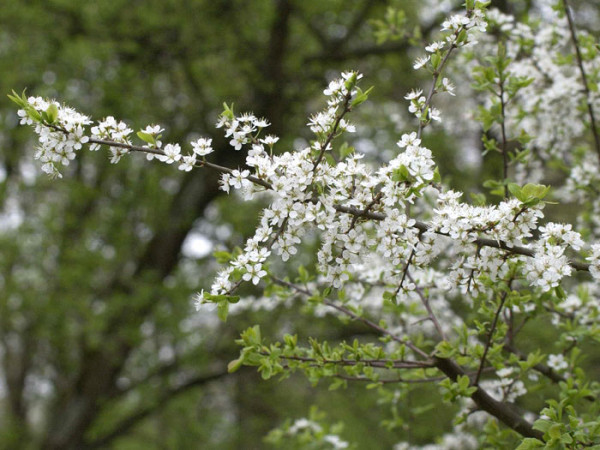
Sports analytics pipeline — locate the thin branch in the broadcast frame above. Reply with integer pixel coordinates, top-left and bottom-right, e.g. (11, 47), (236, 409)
(334, 204), (590, 271)
(270, 276), (431, 360)
(466, 243), (483, 292)
(406, 272), (448, 341)
(499, 73), (510, 198)
(276, 354), (433, 370)
(563, 0), (600, 161)
(336, 366), (496, 385)
(269, 279), (541, 439)
(416, 9), (475, 139)
(86, 368), (229, 449)
(418, 42), (457, 139)
(335, 373), (444, 384)
(346, 191), (383, 232)
(397, 248), (416, 293)
(312, 89), (354, 173)
(474, 289), (509, 385)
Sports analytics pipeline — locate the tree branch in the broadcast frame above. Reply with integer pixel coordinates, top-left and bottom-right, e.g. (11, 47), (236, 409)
(86, 368), (229, 449)
(562, 0), (600, 161)
(434, 357), (543, 440)
(474, 289), (509, 385)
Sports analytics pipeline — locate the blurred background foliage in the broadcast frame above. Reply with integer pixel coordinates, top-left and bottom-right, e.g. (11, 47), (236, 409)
(0, 0), (597, 448)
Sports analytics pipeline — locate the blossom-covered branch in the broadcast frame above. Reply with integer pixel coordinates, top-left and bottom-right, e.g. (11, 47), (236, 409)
(11, 1), (600, 446)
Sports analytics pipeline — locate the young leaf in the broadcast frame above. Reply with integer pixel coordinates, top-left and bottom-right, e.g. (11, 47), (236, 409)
(137, 130), (156, 145)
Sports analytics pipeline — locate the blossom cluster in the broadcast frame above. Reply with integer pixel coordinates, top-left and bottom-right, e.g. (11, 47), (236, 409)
(309, 71), (359, 136)
(216, 110), (275, 151)
(15, 65), (594, 306)
(524, 223), (584, 292)
(12, 1), (600, 445)
(267, 416), (350, 450)
(17, 97), (91, 178)
(90, 116), (133, 164)
(448, 6), (600, 234)
(406, 4), (486, 123)
(14, 95), (220, 177)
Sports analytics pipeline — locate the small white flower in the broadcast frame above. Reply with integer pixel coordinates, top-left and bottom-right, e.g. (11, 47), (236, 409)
(229, 169), (250, 189)
(496, 367), (514, 378)
(178, 154), (197, 172)
(252, 117), (270, 128)
(229, 132), (246, 151)
(441, 78), (455, 96)
(548, 354), (568, 372)
(425, 41), (444, 53)
(397, 132), (420, 148)
(404, 89), (423, 101)
(191, 138), (214, 156)
(158, 143), (182, 164)
(242, 263), (267, 285)
(413, 55), (430, 70)
(260, 135), (279, 146)
(429, 107), (441, 122)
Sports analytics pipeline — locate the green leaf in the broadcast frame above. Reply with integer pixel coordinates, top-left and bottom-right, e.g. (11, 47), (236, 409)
(213, 251), (233, 264)
(350, 86), (374, 107)
(470, 192), (486, 206)
(328, 378), (346, 391)
(298, 265), (310, 283)
(515, 438), (545, 449)
(533, 419), (553, 433)
(548, 424), (562, 439)
(521, 183), (550, 200)
(45, 103), (59, 124)
(27, 108), (42, 123)
(435, 341), (456, 358)
(559, 433), (573, 444)
(227, 356), (244, 373)
(382, 291), (396, 302)
(7, 89), (28, 108)
(391, 164), (412, 183)
(283, 334), (297, 349)
(217, 301), (229, 322)
(137, 130), (156, 145)
(508, 183), (524, 201)
(222, 102), (235, 120)
(338, 142), (355, 159)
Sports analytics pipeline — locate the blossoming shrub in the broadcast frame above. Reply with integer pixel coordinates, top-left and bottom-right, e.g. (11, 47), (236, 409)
(11, 1), (600, 448)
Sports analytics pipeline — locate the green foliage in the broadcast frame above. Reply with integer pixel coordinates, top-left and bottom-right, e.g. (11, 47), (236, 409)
(1, 1), (430, 448)
(7, 1), (600, 449)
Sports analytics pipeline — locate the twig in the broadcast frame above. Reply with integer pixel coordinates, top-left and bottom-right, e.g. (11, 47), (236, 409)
(346, 191), (383, 232)
(312, 89), (354, 172)
(406, 272), (448, 341)
(418, 42), (457, 139)
(499, 73), (509, 198)
(270, 276), (431, 360)
(563, 0), (600, 161)
(275, 354), (433, 370)
(474, 289), (509, 385)
(416, 8), (474, 138)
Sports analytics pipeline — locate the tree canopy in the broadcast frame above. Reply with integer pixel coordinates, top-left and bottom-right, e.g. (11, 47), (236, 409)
(3, 1), (600, 449)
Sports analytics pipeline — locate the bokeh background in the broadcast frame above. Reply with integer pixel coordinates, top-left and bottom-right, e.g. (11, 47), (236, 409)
(1, 0), (598, 448)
